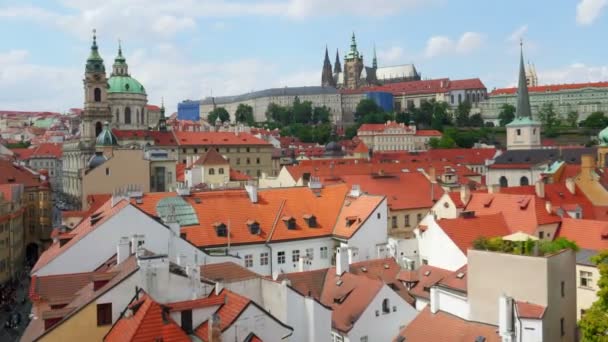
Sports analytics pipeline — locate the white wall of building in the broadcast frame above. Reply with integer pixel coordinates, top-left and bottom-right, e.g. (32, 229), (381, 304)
(415, 216), (467, 271)
(344, 199), (389, 261)
(221, 303), (293, 342)
(432, 287), (469, 320)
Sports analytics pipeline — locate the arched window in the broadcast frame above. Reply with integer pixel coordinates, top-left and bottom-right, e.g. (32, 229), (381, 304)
(94, 88), (101, 102)
(209, 168), (215, 175)
(382, 298), (390, 314)
(115, 109), (119, 123)
(520, 176), (529, 186)
(95, 121), (103, 137)
(125, 107), (131, 124)
(218, 168), (224, 175)
(499, 176), (508, 187)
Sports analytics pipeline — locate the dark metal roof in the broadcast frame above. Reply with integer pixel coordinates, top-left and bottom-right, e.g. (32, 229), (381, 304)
(576, 248), (598, 266)
(494, 147), (597, 165)
(198, 86), (339, 105)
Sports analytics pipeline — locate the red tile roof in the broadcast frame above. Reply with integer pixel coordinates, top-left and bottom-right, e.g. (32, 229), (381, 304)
(32, 199), (129, 273)
(395, 307), (500, 342)
(176, 163), (186, 182)
(146, 105), (161, 111)
(341, 173), (444, 210)
(448, 192), (466, 208)
(350, 258), (415, 304)
(112, 129), (177, 146)
(516, 301), (546, 319)
(30, 143), (63, 159)
(9, 148), (36, 160)
(200, 262), (260, 283)
(500, 184), (595, 219)
(193, 148), (228, 166)
(437, 213), (512, 253)
(29, 271), (104, 303)
(332, 194), (384, 239)
(489, 163), (534, 169)
(174, 131), (271, 146)
(229, 169), (252, 181)
(437, 265), (468, 293)
(556, 218), (608, 251)
(167, 295), (225, 312)
(491, 81), (608, 96)
(0, 160), (41, 187)
(397, 265), (452, 300)
(105, 293), (190, 342)
(194, 290), (251, 340)
(352, 142), (369, 154)
(464, 193), (561, 235)
(341, 78), (486, 96)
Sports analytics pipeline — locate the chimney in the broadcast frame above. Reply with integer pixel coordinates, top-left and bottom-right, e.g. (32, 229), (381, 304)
(459, 185), (471, 205)
(175, 182), (191, 196)
(137, 255), (170, 302)
(565, 177), (576, 195)
(429, 287), (439, 314)
(214, 281), (224, 296)
(347, 247), (358, 264)
(245, 183), (258, 203)
(545, 200), (552, 214)
(208, 313), (222, 342)
(535, 180), (545, 198)
(335, 246), (349, 276)
(488, 184), (500, 194)
(349, 184), (361, 197)
(298, 257), (305, 272)
(428, 167), (436, 183)
(131, 234), (145, 254)
(580, 154), (596, 182)
(498, 295), (515, 338)
(117, 237), (130, 264)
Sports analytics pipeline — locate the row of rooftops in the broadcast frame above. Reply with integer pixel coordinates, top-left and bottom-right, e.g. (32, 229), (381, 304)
(490, 80), (608, 96)
(111, 129), (272, 147)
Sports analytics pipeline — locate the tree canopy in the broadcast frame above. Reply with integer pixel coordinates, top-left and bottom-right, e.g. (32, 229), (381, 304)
(580, 111), (608, 129)
(579, 250), (608, 340)
(207, 107), (230, 123)
(355, 99), (383, 123)
(235, 104), (255, 125)
(498, 104), (516, 127)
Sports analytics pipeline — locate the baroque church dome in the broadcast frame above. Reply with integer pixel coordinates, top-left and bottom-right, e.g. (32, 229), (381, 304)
(107, 75), (146, 95)
(96, 121), (119, 146)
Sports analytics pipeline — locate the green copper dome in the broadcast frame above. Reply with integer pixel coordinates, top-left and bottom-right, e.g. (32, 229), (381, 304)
(86, 29), (105, 73)
(107, 75), (146, 95)
(96, 122), (119, 146)
(599, 126), (608, 146)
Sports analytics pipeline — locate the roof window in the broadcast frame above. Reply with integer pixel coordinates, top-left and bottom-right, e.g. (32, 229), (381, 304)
(282, 216), (296, 230)
(456, 272), (465, 279)
(247, 220), (260, 235)
(303, 214), (317, 228)
(213, 222), (227, 237)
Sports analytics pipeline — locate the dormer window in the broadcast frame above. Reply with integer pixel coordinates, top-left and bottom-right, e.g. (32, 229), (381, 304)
(213, 222), (227, 237)
(246, 220), (260, 235)
(345, 216), (358, 227)
(303, 214), (317, 228)
(282, 216), (296, 230)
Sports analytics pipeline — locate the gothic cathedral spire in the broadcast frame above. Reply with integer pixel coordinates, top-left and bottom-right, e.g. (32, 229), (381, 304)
(334, 49), (342, 74)
(372, 44), (378, 69)
(321, 45), (335, 87)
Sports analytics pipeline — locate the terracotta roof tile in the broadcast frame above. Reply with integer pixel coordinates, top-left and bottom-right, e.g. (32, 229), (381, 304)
(193, 148), (228, 166)
(276, 268), (328, 299)
(491, 81), (608, 95)
(499, 184), (595, 219)
(112, 129), (176, 145)
(105, 293), (190, 342)
(200, 262), (260, 283)
(397, 265), (452, 300)
(30, 143), (63, 159)
(395, 307), (500, 342)
(515, 301), (546, 319)
(437, 213), (512, 253)
(437, 265), (468, 293)
(0, 160), (41, 187)
(29, 271), (107, 303)
(174, 131), (270, 146)
(332, 194), (384, 239)
(194, 290), (251, 340)
(167, 295), (225, 312)
(556, 218), (608, 251)
(350, 258), (415, 304)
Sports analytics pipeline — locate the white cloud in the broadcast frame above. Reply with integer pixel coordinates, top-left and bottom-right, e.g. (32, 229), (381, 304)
(424, 32), (484, 58)
(285, 0), (432, 18)
(576, 0), (608, 25)
(378, 46), (407, 65)
(507, 24), (528, 42)
(539, 63), (608, 84)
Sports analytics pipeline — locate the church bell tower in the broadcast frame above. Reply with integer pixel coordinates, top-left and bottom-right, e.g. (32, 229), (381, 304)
(82, 29), (111, 143)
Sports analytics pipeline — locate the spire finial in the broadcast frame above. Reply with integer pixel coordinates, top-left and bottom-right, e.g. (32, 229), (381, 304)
(118, 39), (122, 56)
(92, 28), (98, 48)
(373, 43), (378, 68)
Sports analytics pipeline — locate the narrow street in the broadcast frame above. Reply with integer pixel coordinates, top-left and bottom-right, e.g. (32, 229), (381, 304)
(0, 273), (32, 342)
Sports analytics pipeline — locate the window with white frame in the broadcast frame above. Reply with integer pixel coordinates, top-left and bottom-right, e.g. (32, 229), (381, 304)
(292, 249), (300, 263)
(244, 254), (253, 268)
(260, 252), (269, 266)
(277, 251), (285, 264)
(580, 270), (593, 288)
(320, 246), (328, 259)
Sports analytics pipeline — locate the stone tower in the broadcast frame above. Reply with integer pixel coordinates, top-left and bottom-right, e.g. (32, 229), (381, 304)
(343, 32), (364, 89)
(506, 42), (541, 150)
(321, 46), (335, 87)
(82, 29), (111, 143)
(334, 49), (342, 74)
(525, 62), (538, 87)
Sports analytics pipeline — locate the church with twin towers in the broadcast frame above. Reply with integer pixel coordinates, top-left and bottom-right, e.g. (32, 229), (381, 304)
(322, 33), (421, 89)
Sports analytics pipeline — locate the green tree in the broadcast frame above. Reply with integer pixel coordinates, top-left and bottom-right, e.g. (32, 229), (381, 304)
(580, 111), (608, 129)
(428, 136), (456, 149)
(266, 103), (291, 125)
(344, 124), (360, 139)
(312, 106), (331, 124)
(292, 97), (313, 124)
(395, 112), (410, 124)
(498, 104), (516, 127)
(579, 250), (608, 340)
(235, 104), (255, 125)
(207, 107), (230, 123)
(431, 101), (451, 131)
(469, 113), (484, 127)
(537, 102), (560, 128)
(566, 111), (579, 128)
(455, 101), (472, 127)
(355, 99), (383, 123)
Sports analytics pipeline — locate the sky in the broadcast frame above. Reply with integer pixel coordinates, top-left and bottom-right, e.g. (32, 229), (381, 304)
(1, 0), (608, 114)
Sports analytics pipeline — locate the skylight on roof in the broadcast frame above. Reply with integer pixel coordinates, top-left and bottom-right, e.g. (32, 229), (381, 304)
(456, 272), (465, 279)
(156, 196), (199, 226)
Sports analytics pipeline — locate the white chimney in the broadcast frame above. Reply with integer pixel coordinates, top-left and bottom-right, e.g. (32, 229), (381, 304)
(137, 255), (170, 302)
(175, 182), (191, 196)
(535, 180), (545, 198)
(214, 280), (224, 296)
(347, 247), (358, 264)
(565, 177), (576, 195)
(498, 295), (515, 339)
(245, 183), (258, 203)
(349, 184), (361, 198)
(488, 184), (500, 194)
(429, 287), (439, 313)
(460, 185), (471, 205)
(335, 246), (349, 276)
(117, 237), (130, 264)
(177, 253), (187, 267)
(131, 234), (145, 254)
(545, 200), (552, 215)
(298, 257), (305, 272)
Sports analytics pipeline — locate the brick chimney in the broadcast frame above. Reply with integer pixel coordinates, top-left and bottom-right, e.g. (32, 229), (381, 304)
(428, 167), (436, 183)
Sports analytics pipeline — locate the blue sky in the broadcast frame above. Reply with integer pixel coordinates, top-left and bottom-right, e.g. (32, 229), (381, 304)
(1, 0), (608, 113)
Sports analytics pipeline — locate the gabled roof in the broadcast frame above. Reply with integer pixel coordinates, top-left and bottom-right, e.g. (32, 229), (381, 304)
(556, 218), (608, 251)
(32, 199), (130, 273)
(464, 193), (561, 235)
(397, 265), (453, 300)
(174, 131), (271, 146)
(29, 143), (63, 159)
(105, 292), (190, 342)
(341, 173), (444, 210)
(193, 148), (228, 166)
(200, 262), (260, 283)
(194, 290), (251, 340)
(29, 271), (109, 303)
(0, 159), (42, 187)
(350, 258), (415, 304)
(437, 213), (512, 253)
(332, 193), (384, 239)
(394, 307), (500, 342)
(515, 301), (546, 319)
(352, 142), (369, 154)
